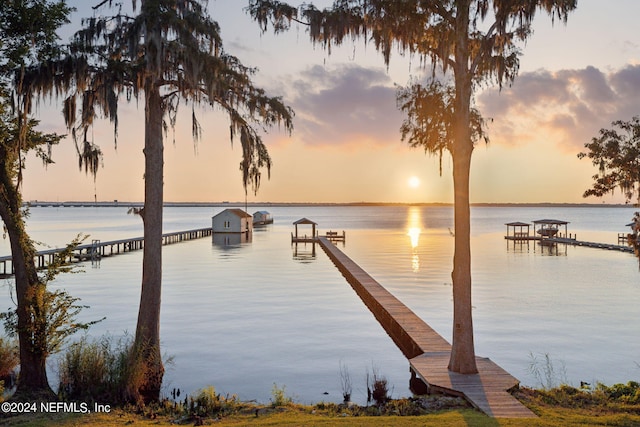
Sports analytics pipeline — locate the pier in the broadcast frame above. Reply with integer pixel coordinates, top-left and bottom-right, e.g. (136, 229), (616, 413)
(317, 236), (535, 418)
(0, 227), (212, 277)
(547, 236), (633, 252)
(504, 234), (633, 253)
(505, 220), (634, 253)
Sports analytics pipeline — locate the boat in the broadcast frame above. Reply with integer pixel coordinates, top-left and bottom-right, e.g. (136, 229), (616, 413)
(536, 227), (559, 237)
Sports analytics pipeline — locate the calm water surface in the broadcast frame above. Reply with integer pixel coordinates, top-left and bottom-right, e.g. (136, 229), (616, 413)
(1, 205), (639, 404)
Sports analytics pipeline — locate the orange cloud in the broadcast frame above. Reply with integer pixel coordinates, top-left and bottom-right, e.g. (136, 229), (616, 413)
(478, 64), (640, 152)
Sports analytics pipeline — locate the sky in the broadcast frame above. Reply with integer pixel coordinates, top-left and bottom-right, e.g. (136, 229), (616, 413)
(20, 0), (640, 204)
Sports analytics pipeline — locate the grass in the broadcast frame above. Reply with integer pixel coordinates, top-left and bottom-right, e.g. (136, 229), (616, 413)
(3, 385), (640, 426)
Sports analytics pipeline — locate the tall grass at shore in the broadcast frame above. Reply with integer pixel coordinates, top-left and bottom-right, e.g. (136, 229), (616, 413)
(0, 336), (18, 400)
(57, 335), (135, 404)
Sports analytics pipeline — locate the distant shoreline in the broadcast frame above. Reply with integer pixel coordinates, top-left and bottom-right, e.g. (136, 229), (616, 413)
(24, 200), (637, 208)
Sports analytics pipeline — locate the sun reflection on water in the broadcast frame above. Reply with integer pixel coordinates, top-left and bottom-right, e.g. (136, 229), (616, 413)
(407, 207), (422, 272)
(407, 227), (421, 248)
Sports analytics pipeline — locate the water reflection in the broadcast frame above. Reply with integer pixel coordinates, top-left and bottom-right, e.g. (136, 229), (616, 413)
(292, 242), (316, 262)
(407, 227), (421, 248)
(406, 207), (422, 272)
(212, 232), (252, 247)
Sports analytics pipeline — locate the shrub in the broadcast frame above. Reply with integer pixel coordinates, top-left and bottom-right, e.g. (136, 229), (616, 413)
(270, 383), (293, 407)
(366, 366), (391, 406)
(58, 334), (133, 404)
(597, 381), (640, 404)
(0, 336), (18, 398)
(186, 386), (240, 417)
(0, 336), (18, 379)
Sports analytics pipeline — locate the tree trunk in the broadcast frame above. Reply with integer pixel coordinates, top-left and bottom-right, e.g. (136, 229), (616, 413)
(133, 82), (164, 403)
(448, 0), (478, 375)
(448, 142), (477, 374)
(0, 158), (54, 398)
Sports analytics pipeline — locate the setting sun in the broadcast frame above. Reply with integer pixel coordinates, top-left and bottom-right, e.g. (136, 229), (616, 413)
(408, 176), (420, 188)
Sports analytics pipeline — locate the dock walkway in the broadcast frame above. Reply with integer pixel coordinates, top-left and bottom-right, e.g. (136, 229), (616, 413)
(505, 235), (633, 253)
(317, 236), (535, 418)
(0, 227), (212, 276)
(548, 237), (633, 252)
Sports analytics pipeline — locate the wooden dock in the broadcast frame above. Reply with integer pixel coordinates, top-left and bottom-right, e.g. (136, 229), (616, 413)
(317, 236), (535, 418)
(0, 227), (212, 276)
(291, 231), (346, 243)
(504, 235), (633, 253)
(548, 237), (633, 252)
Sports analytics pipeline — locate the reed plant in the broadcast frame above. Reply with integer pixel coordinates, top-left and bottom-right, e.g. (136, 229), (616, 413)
(339, 361), (352, 403)
(57, 334), (134, 404)
(528, 352), (568, 390)
(270, 383), (293, 407)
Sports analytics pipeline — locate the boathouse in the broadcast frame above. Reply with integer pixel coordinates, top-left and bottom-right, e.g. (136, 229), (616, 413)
(253, 211), (273, 225)
(212, 209), (253, 234)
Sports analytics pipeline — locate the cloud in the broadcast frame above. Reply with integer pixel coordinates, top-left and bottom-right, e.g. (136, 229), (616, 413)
(478, 64), (640, 151)
(277, 64), (404, 147)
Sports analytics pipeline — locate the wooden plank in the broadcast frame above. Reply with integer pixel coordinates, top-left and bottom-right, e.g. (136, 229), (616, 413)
(318, 237), (452, 355)
(318, 236), (536, 419)
(410, 353), (535, 418)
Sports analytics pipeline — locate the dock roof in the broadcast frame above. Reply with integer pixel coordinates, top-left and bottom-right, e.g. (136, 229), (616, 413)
(293, 217), (317, 225)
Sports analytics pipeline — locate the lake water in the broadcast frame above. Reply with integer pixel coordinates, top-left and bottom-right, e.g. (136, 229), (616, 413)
(1, 205), (639, 404)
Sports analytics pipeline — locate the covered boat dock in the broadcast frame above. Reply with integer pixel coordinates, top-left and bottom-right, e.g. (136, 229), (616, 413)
(533, 219), (570, 239)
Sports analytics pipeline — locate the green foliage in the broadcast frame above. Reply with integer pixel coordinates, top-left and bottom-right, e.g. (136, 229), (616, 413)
(578, 116), (640, 204)
(270, 383), (293, 407)
(57, 334), (134, 404)
(0, 0), (72, 72)
(0, 0), (71, 186)
(0, 235), (104, 358)
(597, 381), (640, 404)
(526, 382), (640, 410)
(247, 0), (576, 86)
(0, 288), (103, 357)
(56, 0), (293, 195)
(397, 79), (489, 175)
